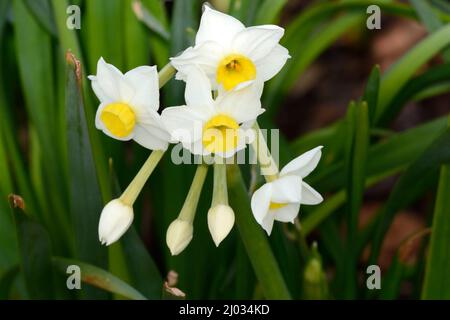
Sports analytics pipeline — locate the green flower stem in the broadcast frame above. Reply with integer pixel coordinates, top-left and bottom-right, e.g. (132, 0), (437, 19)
(227, 164), (291, 299)
(120, 150), (164, 206)
(178, 164), (209, 222)
(211, 163), (228, 207)
(251, 122), (279, 182)
(158, 63), (176, 88)
(118, 64), (175, 206)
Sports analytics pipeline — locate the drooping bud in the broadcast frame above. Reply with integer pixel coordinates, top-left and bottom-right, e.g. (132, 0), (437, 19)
(166, 219), (194, 256)
(98, 199), (134, 246)
(208, 204), (235, 246)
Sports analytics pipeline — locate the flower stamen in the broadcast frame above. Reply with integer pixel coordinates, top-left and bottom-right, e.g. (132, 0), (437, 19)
(217, 54), (256, 91)
(269, 202), (288, 210)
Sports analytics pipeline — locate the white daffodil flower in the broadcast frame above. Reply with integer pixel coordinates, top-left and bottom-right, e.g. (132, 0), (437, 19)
(251, 146), (324, 235)
(161, 67), (264, 158)
(170, 5), (290, 91)
(89, 57), (169, 150)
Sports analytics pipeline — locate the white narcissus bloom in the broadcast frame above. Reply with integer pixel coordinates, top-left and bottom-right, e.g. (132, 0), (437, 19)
(161, 67), (264, 158)
(251, 146), (324, 235)
(98, 199), (134, 246)
(170, 5), (290, 91)
(89, 57), (170, 150)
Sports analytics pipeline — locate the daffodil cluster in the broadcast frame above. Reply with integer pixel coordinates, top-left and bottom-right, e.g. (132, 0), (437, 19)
(89, 5), (323, 255)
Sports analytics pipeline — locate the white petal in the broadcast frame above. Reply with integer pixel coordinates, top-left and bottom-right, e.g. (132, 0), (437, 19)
(94, 57), (133, 103)
(270, 175), (302, 203)
(255, 45), (290, 82)
(133, 111), (170, 151)
(232, 25), (284, 61)
(301, 181), (323, 205)
(261, 213), (275, 235)
(161, 106), (206, 144)
(89, 76), (114, 104)
(216, 83), (264, 123)
(170, 42), (223, 85)
(94, 102), (134, 141)
(272, 203), (300, 223)
(195, 5), (245, 47)
(184, 66), (214, 108)
(280, 146), (323, 178)
(185, 138), (211, 156)
(125, 65), (159, 112)
(250, 182), (272, 225)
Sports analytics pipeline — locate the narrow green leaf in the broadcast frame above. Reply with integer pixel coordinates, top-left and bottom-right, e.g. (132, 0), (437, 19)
(309, 116), (448, 193)
(410, 0), (443, 31)
(376, 24), (450, 123)
(303, 191), (346, 236)
(410, 0), (450, 61)
(51, 0), (82, 57)
(118, 227), (163, 299)
(0, 265), (19, 299)
(431, 0), (450, 14)
(362, 66), (381, 125)
(141, 0), (170, 68)
(254, 0), (287, 24)
(0, 0), (10, 37)
(227, 164), (291, 299)
(343, 101), (369, 298)
(124, 0), (151, 69)
(378, 62), (450, 125)
(379, 255), (404, 299)
(369, 126), (450, 264)
(10, 195), (54, 299)
(229, 0), (262, 25)
(264, 13), (364, 118)
(65, 52), (108, 298)
(52, 0), (113, 203)
(422, 164), (450, 299)
(84, 0), (125, 70)
(0, 109), (17, 272)
(263, 0), (428, 109)
(301, 116), (448, 234)
(132, 0), (170, 41)
(14, 0), (71, 248)
(53, 257), (146, 300)
(23, 0), (57, 36)
(412, 81), (450, 101)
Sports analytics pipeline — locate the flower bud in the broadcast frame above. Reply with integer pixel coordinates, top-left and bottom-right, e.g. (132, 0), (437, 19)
(166, 219), (193, 255)
(98, 199), (134, 246)
(207, 204), (235, 247)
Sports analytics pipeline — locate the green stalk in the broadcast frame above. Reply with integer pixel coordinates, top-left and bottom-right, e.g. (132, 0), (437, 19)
(227, 164), (291, 299)
(158, 63), (176, 88)
(211, 163), (228, 207)
(120, 150), (165, 206)
(178, 164), (209, 222)
(251, 122), (279, 182)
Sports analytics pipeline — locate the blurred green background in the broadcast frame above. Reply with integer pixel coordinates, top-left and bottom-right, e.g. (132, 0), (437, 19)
(0, 0), (449, 299)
